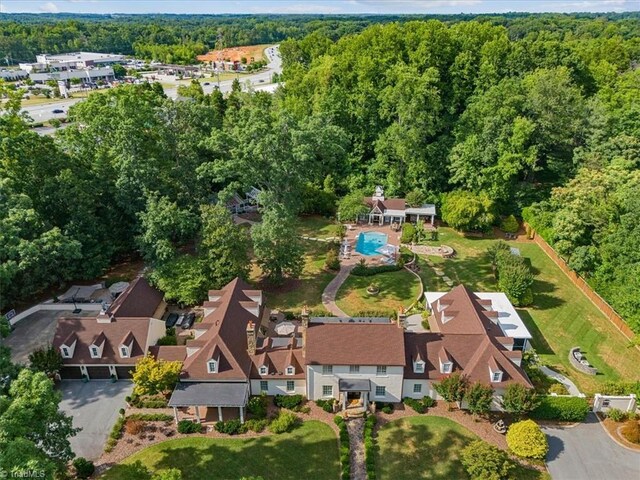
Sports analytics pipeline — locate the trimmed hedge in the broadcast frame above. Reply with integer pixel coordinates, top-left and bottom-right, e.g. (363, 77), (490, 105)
(127, 413), (173, 422)
(248, 394), (269, 418)
(177, 420), (203, 434)
(274, 394), (304, 409)
(214, 419), (243, 435)
(316, 399), (334, 413)
(506, 420), (548, 459)
(269, 410), (298, 434)
(335, 416), (350, 480)
(530, 396), (590, 422)
(402, 396), (436, 414)
(375, 402), (394, 414)
(352, 263), (402, 276)
(364, 414), (377, 479)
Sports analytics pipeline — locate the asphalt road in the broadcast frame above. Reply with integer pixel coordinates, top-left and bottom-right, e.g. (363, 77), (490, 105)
(23, 44), (281, 124)
(543, 413), (640, 480)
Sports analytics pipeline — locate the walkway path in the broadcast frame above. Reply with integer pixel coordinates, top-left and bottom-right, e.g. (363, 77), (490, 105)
(420, 254), (454, 288)
(322, 264), (354, 317)
(346, 418), (366, 480)
(539, 365), (584, 397)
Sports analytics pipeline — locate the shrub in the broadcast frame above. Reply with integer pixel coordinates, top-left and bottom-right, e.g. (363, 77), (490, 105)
(268, 411), (298, 434)
(600, 381), (640, 398)
(400, 223), (416, 243)
(136, 397), (169, 408)
(422, 395), (435, 408)
(606, 408), (627, 422)
(335, 415), (350, 480)
(316, 399), (334, 413)
(464, 383), (494, 418)
(530, 396), (589, 422)
(548, 383), (569, 395)
(157, 335), (178, 346)
(500, 384), (539, 418)
(501, 215), (520, 234)
(363, 414), (377, 479)
(73, 457), (95, 479)
(244, 418), (269, 433)
(125, 419), (144, 435)
(214, 419), (242, 435)
(433, 373), (469, 404)
(177, 420), (202, 434)
(460, 440), (514, 480)
(374, 402), (393, 414)
(325, 247), (340, 271)
(248, 394), (268, 418)
(295, 405), (311, 414)
(127, 413), (174, 422)
(273, 394), (304, 409)
(621, 420), (640, 444)
(403, 397), (426, 414)
(109, 416), (126, 441)
(506, 420), (548, 459)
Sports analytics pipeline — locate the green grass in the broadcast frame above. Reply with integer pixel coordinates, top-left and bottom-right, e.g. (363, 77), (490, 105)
(251, 240), (335, 314)
(296, 215), (339, 239)
(336, 269), (421, 315)
(376, 416), (548, 480)
(101, 421), (338, 480)
(422, 228), (640, 394)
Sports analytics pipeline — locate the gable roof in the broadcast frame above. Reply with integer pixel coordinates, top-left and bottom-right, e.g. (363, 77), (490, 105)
(250, 339), (305, 379)
(107, 276), (164, 319)
(53, 317), (155, 365)
(429, 285), (502, 336)
(364, 197), (406, 213)
(305, 323), (405, 366)
(181, 278), (263, 381)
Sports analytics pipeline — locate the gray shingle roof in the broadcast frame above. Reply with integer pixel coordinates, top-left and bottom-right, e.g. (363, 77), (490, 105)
(168, 382), (249, 407)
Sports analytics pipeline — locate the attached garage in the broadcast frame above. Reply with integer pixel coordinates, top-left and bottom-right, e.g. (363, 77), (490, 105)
(85, 366), (111, 379)
(60, 366), (83, 380)
(115, 366), (134, 379)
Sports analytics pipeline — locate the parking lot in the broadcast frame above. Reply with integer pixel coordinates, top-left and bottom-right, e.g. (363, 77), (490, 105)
(4, 309), (95, 364)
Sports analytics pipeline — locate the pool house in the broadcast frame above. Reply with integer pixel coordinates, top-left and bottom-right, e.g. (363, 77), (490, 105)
(360, 187), (436, 226)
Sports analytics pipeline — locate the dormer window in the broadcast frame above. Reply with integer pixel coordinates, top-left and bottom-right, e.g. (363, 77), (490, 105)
(286, 366), (294, 375)
(259, 365), (268, 375)
(491, 371), (503, 383)
(207, 359), (218, 374)
(440, 361), (452, 374)
(120, 346), (129, 358)
(414, 361), (425, 374)
(90, 346), (100, 358)
(61, 347), (70, 358)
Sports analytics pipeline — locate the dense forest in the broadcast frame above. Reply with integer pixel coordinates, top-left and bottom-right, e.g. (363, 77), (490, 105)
(1, 12), (639, 63)
(0, 13), (639, 333)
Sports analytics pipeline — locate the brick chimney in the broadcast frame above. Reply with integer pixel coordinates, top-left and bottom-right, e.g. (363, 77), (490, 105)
(397, 307), (407, 329)
(246, 321), (256, 355)
(301, 305), (310, 329)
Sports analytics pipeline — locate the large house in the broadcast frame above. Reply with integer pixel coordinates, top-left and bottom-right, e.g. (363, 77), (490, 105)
(53, 277), (167, 380)
(359, 186), (437, 226)
(162, 279), (532, 423)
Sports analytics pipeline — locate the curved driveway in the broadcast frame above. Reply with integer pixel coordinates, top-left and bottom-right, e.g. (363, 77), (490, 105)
(542, 413), (640, 480)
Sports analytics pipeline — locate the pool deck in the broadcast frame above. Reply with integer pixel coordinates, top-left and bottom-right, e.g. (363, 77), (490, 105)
(341, 223), (402, 266)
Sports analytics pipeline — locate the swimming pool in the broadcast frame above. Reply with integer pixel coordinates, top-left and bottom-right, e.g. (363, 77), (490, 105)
(355, 231), (389, 256)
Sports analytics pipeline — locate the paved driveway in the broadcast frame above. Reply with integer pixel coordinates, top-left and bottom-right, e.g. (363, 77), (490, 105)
(543, 413), (640, 480)
(5, 309), (94, 365)
(58, 380), (133, 460)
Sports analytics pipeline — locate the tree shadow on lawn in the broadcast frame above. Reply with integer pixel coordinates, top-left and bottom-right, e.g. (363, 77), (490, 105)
(442, 251), (495, 290)
(377, 420), (472, 480)
(517, 309), (555, 356)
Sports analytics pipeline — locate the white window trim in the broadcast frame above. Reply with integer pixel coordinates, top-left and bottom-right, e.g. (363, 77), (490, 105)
(491, 371), (503, 383)
(260, 380), (268, 393)
(90, 346), (99, 358)
(259, 365), (268, 375)
(286, 380), (295, 392)
(375, 386), (386, 397)
(61, 347), (70, 358)
(414, 362), (425, 373)
(322, 365), (333, 375)
(413, 383), (422, 393)
(376, 365), (387, 376)
(207, 360), (217, 374)
(322, 385), (333, 397)
(286, 366), (295, 375)
(120, 346), (129, 358)
(349, 365), (360, 373)
(441, 361), (452, 374)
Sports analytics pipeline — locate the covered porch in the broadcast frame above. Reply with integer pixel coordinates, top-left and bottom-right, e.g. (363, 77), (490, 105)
(338, 378), (370, 412)
(168, 382), (249, 424)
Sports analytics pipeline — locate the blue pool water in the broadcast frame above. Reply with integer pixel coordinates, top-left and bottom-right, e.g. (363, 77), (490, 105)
(356, 231), (389, 256)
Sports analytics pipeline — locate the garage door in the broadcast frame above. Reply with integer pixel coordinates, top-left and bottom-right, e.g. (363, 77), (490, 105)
(86, 366), (111, 379)
(60, 366), (83, 380)
(115, 366), (134, 379)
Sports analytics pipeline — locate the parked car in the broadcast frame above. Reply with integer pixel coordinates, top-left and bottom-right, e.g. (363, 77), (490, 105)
(204, 82), (210, 85)
(165, 313), (179, 328)
(174, 314), (185, 328)
(181, 312), (196, 330)
(52, 109), (64, 114)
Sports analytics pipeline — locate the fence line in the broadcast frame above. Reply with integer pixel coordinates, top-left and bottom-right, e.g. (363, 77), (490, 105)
(526, 225), (637, 344)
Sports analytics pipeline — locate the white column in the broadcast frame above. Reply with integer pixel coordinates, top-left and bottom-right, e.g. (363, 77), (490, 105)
(416, 214), (420, 224)
(342, 393), (347, 411)
(173, 406), (178, 425)
(218, 406), (223, 422)
(194, 406), (201, 423)
(431, 215), (434, 226)
(239, 406), (244, 423)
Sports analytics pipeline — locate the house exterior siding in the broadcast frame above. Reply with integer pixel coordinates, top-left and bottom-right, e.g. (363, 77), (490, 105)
(401, 379), (435, 399)
(249, 379), (306, 396)
(306, 365), (404, 402)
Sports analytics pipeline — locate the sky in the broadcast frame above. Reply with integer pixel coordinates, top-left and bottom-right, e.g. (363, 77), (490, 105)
(0, 0), (638, 15)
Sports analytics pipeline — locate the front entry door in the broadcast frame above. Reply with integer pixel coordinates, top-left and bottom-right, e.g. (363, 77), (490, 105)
(347, 391), (362, 407)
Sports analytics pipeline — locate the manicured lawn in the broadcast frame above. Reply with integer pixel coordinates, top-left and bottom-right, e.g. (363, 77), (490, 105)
(376, 416), (548, 480)
(421, 228), (640, 394)
(251, 240), (336, 314)
(101, 421), (339, 480)
(336, 269), (421, 315)
(296, 215), (339, 239)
